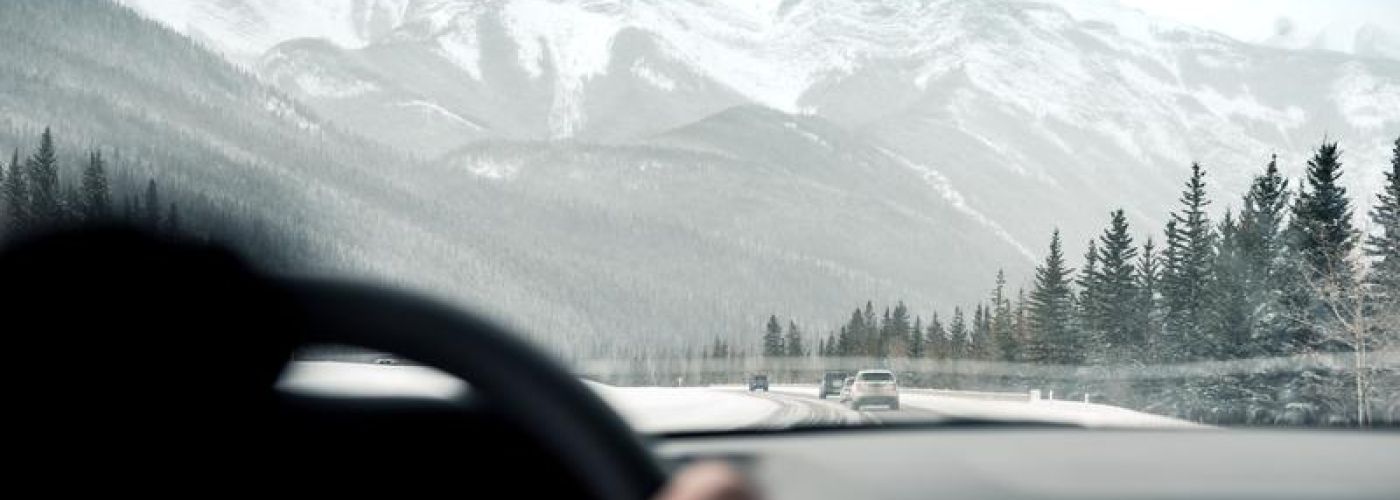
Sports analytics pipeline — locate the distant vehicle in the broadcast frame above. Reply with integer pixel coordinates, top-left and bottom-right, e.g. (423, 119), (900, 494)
(373, 358), (397, 365)
(818, 371), (849, 399)
(847, 369), (899, 410)
(838, 377), (854, 403)
(748, 374), (769, 392)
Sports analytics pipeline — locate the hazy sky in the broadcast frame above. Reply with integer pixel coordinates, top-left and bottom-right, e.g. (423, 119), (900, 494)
(1106, 0), (1400, 47)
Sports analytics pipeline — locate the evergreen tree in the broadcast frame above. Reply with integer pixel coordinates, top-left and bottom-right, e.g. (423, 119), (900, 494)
(1291, 141), (1358, 284)
(3, 149), (26, 232)
(910, 316), (925, 358)
(839, 308), (863, 356)
(1211, 210), (1251, 358)
(144, 179), (161, 229)
(991, 270), (1016, 361)
(1285, 141), (1360, 357)
(861, 301), (877, 356)
(927, 312), (948, 359)
(1026, 229), (1078, 364)
(878, 307), (893, 358)
(1013, 288), (1029, 361)
(80, 150), (111, 221)
(1161, 163), (1217, 361)
(785, 320), (805, 357)
(888, 301), (911, 357)
(166, 202), (181, 234)
(948, 307), (968, 359)
(971, 303), (991, 359)
(1369, 136), (1400, 308)
(26, 128), (61, 224)
(763, 315), (785, 357)
(1077, 238), (1102, 347)
(1093, 209), (1140, 363)
(1239, 155), (1293, 355)
(824, 331), (838, 357)
(1135, 238), (1164, 361)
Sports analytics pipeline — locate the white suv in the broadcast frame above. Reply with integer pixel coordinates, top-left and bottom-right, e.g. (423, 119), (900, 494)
(847, 369), (899, 410)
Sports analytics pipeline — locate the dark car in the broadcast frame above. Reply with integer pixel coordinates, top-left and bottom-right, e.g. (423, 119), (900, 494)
(818, 371), (849, 399)
(748, 374), (769, 392)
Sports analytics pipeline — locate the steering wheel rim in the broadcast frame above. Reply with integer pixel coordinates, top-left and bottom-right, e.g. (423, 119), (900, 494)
(288, 278), (665, 500)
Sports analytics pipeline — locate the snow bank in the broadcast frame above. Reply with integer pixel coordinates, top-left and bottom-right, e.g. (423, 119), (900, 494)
(278, 361), (466, 399)
(898, 392), (1201, 428)
(774, 384), (1198, 428)
(587, 383), (782, 433)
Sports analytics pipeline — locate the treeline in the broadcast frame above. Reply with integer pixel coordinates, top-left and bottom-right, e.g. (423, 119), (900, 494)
(1, 127), (312, 268)
(747, 138), (1400, 426)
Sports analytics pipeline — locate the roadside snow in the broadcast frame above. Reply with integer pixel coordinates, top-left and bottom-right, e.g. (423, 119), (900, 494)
(587, 382), (782, 433)
(899, 392), (1200, 429)
(278, 360), (466, 399)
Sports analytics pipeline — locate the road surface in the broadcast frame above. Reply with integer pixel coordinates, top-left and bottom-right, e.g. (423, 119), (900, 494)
(281, 362), (1196, 433)
(726, 385), (946, 427)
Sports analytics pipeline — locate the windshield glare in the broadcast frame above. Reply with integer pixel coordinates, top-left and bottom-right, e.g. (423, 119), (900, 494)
(3, 0), (1399, 433)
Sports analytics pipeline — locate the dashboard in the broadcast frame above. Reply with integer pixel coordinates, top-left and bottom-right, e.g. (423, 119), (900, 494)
(657, 428), (1400, 500)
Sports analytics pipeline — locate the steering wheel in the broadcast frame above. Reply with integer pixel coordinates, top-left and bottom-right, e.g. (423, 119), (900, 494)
(290, 279), (666, 500)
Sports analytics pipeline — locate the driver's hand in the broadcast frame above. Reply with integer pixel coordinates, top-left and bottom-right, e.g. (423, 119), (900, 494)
(653, 461), (760, 500)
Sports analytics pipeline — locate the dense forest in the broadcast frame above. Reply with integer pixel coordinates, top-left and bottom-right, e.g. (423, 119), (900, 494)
(0, 127), (312, 268)
(604, 138), (1400, 427)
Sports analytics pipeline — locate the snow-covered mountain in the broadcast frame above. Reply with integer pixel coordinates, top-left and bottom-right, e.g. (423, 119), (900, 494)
(95, 0), (1400, 347)
(119, 1), (1400, 241)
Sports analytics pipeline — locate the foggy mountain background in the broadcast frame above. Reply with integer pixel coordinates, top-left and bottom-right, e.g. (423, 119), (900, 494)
(5, 0), (1399, 355)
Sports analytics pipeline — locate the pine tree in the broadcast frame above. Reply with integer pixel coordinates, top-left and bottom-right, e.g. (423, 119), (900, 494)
(763, 315), (784, 357)
(861, 301), (877, 357)
(1092, 209), (1140, 363)
(1239, 155), (1293, 355)
(785, 320), (805, 357)
(971, 304), (985, 359)
(888, 301), (911, 357)
(1366, 136), (1400, 309)
(927, 312), (948, 359)
(80, 150), (111, 222)
(144, 179), (161, 229)
(166, 202), (181, 234)
(1077, 238), (1102, 344)
(991, 270), (1016, 361)
(1291, 141), (1358, 284)
(948, 307), (968, 359)
(824, 331), (837, 357)
(877, 307), (893, 358)
(1211, 210), (1250, 358)
(2, 149), (26, 232)
(1161, 163), (1217, 362)
(26, 128), (61, 225)
(1013, 288), (1029, 361)
(1134, 238), (1163, 361)
(839, 308), (864, 356)
(1026, 229), (1078, 364)
(910, 316), (925, 358)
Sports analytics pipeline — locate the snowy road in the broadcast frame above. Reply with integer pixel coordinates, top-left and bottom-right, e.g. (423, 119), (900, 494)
(281, 362), (1196, 434)
(743, 386), (946, 427)
(599, 383), (1198, 432)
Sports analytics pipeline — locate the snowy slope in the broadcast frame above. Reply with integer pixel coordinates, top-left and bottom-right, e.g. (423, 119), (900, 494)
(119, 0), (1400, 241)
(106, 0), (1400, 329)
(117, 0), (412, 63)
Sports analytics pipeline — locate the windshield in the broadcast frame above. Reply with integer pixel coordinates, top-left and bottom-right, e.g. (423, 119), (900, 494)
(3, 0), (1399, 434)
